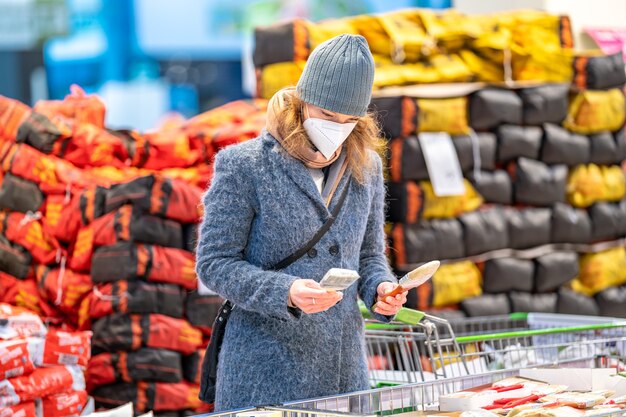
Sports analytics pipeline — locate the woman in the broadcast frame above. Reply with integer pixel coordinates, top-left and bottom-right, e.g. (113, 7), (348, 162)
(196, 34), (408, 411)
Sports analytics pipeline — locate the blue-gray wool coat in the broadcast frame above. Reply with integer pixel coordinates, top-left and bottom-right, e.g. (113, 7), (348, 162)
(195, 130), (396, 411)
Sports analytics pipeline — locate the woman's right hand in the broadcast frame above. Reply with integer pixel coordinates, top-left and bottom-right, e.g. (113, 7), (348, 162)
(289, 279), (343, 314)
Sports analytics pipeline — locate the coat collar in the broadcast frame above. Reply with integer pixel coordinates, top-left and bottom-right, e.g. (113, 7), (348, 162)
(261, 131), (350, 217)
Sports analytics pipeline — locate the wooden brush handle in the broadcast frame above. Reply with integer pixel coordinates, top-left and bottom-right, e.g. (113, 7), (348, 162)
(382, 284), (406, 299)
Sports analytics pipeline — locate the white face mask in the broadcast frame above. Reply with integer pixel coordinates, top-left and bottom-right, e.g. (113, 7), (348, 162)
(302, 106), (357, 160)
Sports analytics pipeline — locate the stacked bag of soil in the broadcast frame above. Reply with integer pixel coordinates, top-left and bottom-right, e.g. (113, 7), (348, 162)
(0, 86), (265, 414)
(0, 303), (93, 417)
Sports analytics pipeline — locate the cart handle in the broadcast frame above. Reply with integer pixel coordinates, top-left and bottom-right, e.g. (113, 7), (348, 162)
(455, 321), (626, 343)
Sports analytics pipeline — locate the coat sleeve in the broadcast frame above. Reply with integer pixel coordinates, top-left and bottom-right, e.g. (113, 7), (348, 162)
(195, 147), (301, 321)
(357, 153), (398, 323)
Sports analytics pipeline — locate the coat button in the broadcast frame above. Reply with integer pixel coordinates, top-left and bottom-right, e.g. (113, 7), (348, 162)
(307, 248), (318, 258)
(329, 245), (339, 256)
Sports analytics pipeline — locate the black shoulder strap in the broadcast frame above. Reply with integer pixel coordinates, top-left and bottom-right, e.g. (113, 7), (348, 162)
(269, 177), (351, 271)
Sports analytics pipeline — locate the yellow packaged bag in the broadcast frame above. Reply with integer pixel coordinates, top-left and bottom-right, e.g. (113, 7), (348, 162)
(373, 63), (406, 89)
(510, 11), (572, 53)
(417, 97), (470, 135)
(420, 180), (483, 219)
(376, 9), (430, 63)
(563, 89), (626, 134)
(419, 9), (481, 52)
(351, 14), (394, 60)
(459, 50), (503, 82)
(432, 261), (482, 307)
(430, 54), (473, 83)
(399, 62), (440, 85)
(512, 48), (574, 83)
(567, 164), (626, 208)
(257, 61), (304, 99)
(576, 247), (626, 295)
(307, 18), (357, 49)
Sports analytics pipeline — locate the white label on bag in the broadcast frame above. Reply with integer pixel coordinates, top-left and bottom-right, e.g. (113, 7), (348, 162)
(419, 132), (465, 196)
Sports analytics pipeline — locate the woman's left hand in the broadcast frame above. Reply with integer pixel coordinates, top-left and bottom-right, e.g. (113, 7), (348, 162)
(374, 282), (408, 316)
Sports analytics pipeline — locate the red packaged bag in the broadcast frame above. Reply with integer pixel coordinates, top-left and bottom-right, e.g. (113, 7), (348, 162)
(64, 123), (130, 169)
(0, 365), (84, 406)
(0, 96), (32, 142)
(135, 130), (202, 170)
(0, 402), (36, 417)
(0, 303), (46, 340)
(92, 382), (202, 413)
(43, 329), (91, 368)
(34, 85), (105, 129)
(0, 339), (36, 379)
(35, 266), (93, 318)
(46, 186), (108, 244)
(0, 276), (60, 322)
(0, 211), (63, 265)
(41, 390), (89, 417)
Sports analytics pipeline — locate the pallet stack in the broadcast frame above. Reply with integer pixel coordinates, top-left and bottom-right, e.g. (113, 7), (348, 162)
(0, 87), (268, 414)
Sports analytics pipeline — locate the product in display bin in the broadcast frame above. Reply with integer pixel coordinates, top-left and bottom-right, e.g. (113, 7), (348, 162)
(420, 180), (483, 220)
(184, 291), (221, 336)
(469, 89), (523, 130)
(390, 220), (464, 266)
(35, 266), (93, 318)
(589, 132), (620, 165)
(41, 390), (90, 417)
(557, 288), (600, 316)
(90, 242), (197, 290)
(47, 185), (108, 244)
(483, 258), (534, 293)
(567, 164), (626, 208)
(104, 175), (202, 224)
(0, 338), (36, 379)
(467, 170), (513, 205)
(589, 202), (624, 241)
(518, 84), (569, 125)
(0, 211), (62, 265)
(0, 274), (62, 321)
(0, 173), (44, 213)
(505, 208), (552, 250)
(511, 158), (567, 206)
(91, 382), (202, 413)
(540, 124), (590, 166)
(0, 365), (85, 406)
(461, 294), (511, 316)
(573, 51), (626, 90)
(534, 252), (579, 293)
(452, 134), (497, 174)
(319, 268), (360, 291)
(0, 236), (32, 279)
(510, 292), (558, 313)
(595, 286), (626, 318)
(16, 111), (73, 155)
(496, 125), (543, 163)
(42, 329), (92, 367)
(459, 207), (509, 256)
(576, 247), (626, 295)
(439, 378), (545, 411)
(91, 313), (202, 355)
(87, 349), (183, 387)
(551, 203), (592, 244)
(80, 281), (185, 329)
(563, 89), (626, 135)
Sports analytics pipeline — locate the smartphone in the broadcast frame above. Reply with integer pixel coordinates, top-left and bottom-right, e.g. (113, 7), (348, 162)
(319, 268), (360, 291)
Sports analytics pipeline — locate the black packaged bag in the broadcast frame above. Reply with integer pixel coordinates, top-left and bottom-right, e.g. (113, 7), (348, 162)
(0, 173), (44, 213)
(0, 235), (32, 279)
(513, 158), (568, 206)
(253, 21), (306, 67)
(505, 208), (552, 250)
(518, 84), (569, 125)
(590, 132), (620, 165)
(509, 292), (557, 313)
(496, 125), (542, 163)
(468, 170), (512, 205)
(453, 133), (498, 173)
(182, 350), (204, 385)
(619, 200), (626, 237)
(574, 52), (626, 90)
(16, 112), (70, 154)
(614, 129), (626, 161)
(370, 96), (417, 139)
(469, 89), (523, 130)
(541, 124), (590, 166)
(185, 292), (223, 336)
(551, 202), (592, 244)
(590, 202), (622, 241)
(461, 294), (511, 316)
(557, 288), (600, 316)
(386, 182), (423, 224)
(534, 252), (579, 293)
(391, 220), (464, 264)
(388, 137), (429, 181)
(483, 258), (534, 293)
(88, 349), (183, 385)
(430, 219), (465, 260)
(596, 286), (626, 318)
(182, 223), (199, 253)
(459, 208), (508, 256)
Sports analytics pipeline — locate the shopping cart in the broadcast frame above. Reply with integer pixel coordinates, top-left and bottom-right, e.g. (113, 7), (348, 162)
(363, 310), (626, 388)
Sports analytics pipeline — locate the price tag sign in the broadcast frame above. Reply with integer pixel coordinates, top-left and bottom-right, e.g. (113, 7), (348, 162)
(419, 132), (465, 196)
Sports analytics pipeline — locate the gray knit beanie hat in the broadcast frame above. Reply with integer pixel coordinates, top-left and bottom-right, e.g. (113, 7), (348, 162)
(296, 34), (375, 117)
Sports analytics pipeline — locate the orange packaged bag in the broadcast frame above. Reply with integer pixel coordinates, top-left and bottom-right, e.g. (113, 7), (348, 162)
(0, 212), (63, 265)
(34, 85), (105, 128)
(0, 339), (36, 379)
(41, 390), (89, 417)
